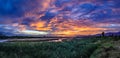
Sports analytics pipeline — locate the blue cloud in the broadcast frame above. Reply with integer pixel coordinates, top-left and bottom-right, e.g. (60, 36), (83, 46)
(0, 0), (40, 17)
(90, 9), (112, 19)
(79, 3), (96, 12)
(109, 0), (120, 8)
(40, 9), (58, 21)
(0, 0), (25, 17)
(54, 0), (71, 7)
(62, 6), (73, 11)
(0, 25), (18, 36)
(21, 17), (36, 26)
(0, 0), (120, 36)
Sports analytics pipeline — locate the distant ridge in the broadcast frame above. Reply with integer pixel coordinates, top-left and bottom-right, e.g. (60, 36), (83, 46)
(95, 31), (120, 36)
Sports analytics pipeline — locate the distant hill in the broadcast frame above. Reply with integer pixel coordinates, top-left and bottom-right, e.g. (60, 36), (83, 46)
(95, 31), (120, 36)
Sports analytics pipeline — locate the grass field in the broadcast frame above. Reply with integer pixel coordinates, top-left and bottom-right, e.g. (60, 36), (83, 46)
(0, 36), (120, 58)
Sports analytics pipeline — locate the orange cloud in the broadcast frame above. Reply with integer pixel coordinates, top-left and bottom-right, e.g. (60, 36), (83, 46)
(30, 21), (51, 31)
(29, 18), (107, 36)
(53, 26), (107, 36)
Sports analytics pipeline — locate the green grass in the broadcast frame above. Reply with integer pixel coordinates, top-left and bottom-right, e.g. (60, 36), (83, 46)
(0, 38), (99, 58)
(90, 37), (120, 58)
(0, 36), (120, 58)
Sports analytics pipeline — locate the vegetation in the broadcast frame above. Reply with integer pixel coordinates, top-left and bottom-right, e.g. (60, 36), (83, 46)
(102, 32), (105, 37)
(90, 36), (120, 58)
(0, 36), (120, 58)
(0, 38), (100, 58)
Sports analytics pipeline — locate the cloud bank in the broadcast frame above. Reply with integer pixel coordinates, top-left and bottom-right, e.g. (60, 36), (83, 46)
(0, 0), (120, 36)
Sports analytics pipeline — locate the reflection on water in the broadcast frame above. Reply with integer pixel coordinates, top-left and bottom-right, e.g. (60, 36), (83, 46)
(0, 37), (73, 42)
(0, 40), (8, 43)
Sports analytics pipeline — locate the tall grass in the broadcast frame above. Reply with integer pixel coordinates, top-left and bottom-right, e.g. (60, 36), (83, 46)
(0, 39), (99, 58)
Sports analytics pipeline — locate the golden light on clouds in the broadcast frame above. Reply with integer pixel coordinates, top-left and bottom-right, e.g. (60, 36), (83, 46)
(27, 17), (108, 36)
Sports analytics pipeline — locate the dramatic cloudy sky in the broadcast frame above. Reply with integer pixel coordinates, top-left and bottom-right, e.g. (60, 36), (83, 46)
(0, 0), (120, 36)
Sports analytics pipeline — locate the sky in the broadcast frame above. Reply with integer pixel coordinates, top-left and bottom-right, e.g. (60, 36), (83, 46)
(0, 0), (120, 36)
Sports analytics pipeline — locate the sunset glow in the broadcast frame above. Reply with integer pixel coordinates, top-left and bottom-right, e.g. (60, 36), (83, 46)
(0, 0), (120, 36)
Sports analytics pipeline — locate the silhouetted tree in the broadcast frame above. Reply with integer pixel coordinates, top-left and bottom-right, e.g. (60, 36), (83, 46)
(102, 32), (105, 37)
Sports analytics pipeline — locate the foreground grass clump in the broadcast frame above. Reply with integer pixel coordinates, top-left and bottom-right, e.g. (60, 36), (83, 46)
(0, 39), (99, 58)
(90, 36), (120, 58)
(90, 40), (120, 58)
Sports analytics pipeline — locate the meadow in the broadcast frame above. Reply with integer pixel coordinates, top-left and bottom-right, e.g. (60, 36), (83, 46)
(0, 36), (120, 58)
